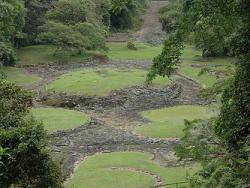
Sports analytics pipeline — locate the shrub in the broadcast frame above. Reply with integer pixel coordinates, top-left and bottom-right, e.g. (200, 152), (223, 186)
(0, 80), (63, 187)
(0, 42), (16, 66)
(127, 41), (137, 50)
(110, 0), (148, 29)
(159, 1), (181, 33)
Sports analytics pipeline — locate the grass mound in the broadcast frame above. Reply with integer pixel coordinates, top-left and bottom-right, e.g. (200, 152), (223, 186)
(66, 152), (199, 188)
(106, 42), (162, 60)
(31, 107), (89, 133)
(136, 105), (208, 138)
(3, 67), (39, 86)
(47, 68), (173, 96)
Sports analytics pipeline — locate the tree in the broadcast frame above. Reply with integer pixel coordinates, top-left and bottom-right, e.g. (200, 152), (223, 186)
(0, 0), (26, 65)
(93, 0), (111, 27)
(0, 42), (16, 66)
(0, 80), (63, 187)
(20, 0), (52, 46)
(46, 0), (87, 25)
(74, 22), (106, 50)
(148, 0), (250, 187)
(0, 0), (26, 45)
(37, 0), (107, 54)
(109, 0), (148, 29)
(37, 21), (88, 55)
(159, 0), (182, 33)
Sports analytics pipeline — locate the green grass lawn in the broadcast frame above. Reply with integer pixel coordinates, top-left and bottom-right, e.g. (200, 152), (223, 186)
(66, 152), (199, 188)
(181, 45), (201, 60)
(16, 45), (96, 66)
(3, 67), (39, 86)
(136, 105), (208, 138)
(179, 46), (234, 88)
(179, 65), (218, 88)
(106, 42), (162, 60)
(31, 107), (89, 133)
(47, 68), (174, 96)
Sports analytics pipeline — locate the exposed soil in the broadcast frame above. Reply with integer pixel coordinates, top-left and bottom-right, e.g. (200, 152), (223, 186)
(133, 1), (168, 44)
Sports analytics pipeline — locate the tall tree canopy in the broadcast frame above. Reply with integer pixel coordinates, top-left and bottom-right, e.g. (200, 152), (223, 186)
(0, 0), (25, 65)
(148, 0), (250, 187)
(0, 80), (63, 187)
(37, 0), (108, 54)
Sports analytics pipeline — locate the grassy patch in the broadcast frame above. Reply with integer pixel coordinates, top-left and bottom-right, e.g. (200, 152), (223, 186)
(66, 152), (199, 188)
(136, 105), (208, 138)
(47, 68), (174, 96)
(106, 42), (162, 60)
(179, 65), (218, 88)
(31, 107), (89, 133)
(3, 67), (39, 86)
(179, 46), (234, 88)
(181, 45), (201, 60)
(16, 45), (96, 66)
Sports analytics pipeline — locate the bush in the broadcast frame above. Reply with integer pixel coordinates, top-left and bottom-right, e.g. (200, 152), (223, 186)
(74, 22), (107, 50)
(160, 10), (181, 33)
(110, 0), (148, 29)
(159, 1), (181, 33)
(0, 42), (16, 66)
(127, 41), (137, 50)
(0, 80), (63, 187)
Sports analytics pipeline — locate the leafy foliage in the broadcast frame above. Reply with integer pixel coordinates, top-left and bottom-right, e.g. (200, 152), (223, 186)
(127, 41), (137, 50)
(20, 0), (54, 45)
(37, 21), (88, 54)
(37, 0), (107, 54)
(147, 33), (184, 83)
(110, 0), (148, 29)
(215, 56), (250, 150)
(149, 0), (250, 187)
(47, 0), (87, 25)
(0, 0), (26, 65)
(0, 42), (16, 66)
(159, 0), (182, 33)
(0, 80), (63, 187)
(0, 0), (25, 42)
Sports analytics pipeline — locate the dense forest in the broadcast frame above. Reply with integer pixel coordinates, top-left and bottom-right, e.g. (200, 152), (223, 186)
(0, 0), (249, 187)
(0, 0), (148, 66)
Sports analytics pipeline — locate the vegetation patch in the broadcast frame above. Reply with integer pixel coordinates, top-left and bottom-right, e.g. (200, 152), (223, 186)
(136, 105), (208, 138)
(16, 45), (96, 65)
(3, 67), (39, 86)
(66, 152), (199, 188)
(31, 107), (89, 133)
(179, 46), (234, 88)
(106, 42), (162, 60)
(47, 68), (173, 96)
(179, 65), (217, 88)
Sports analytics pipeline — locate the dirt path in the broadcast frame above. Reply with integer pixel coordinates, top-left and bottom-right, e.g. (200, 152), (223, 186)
(133, 1), (168, 44)
(108, 0), (167, 44)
